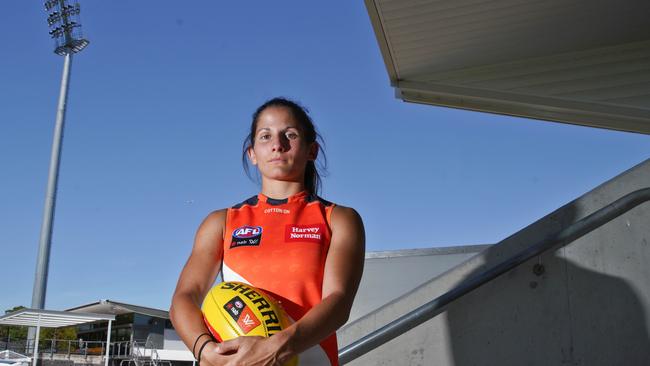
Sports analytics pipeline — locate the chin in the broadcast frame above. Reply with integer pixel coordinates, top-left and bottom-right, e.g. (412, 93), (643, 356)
(262, 170), (302, 182)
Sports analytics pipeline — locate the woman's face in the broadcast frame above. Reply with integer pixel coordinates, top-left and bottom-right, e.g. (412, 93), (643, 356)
(248, 106), (317, 183)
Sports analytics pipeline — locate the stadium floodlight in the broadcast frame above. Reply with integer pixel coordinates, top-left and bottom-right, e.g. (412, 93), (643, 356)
(45, 0), (88, 55)
(32, 0), (90, 315)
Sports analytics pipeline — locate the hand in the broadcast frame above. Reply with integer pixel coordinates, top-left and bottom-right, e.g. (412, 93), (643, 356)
(201, 336), (292, 366)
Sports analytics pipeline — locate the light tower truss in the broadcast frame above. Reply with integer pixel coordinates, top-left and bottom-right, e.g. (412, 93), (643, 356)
(45, 0), (89, 55)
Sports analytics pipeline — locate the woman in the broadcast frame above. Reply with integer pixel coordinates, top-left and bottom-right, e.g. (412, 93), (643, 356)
(170, 97), (365, 366)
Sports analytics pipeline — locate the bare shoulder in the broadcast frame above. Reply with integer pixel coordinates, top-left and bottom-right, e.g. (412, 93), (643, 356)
(193, 209), (228, 250)
(331, 204), (364, 233)
(201, 208), (228, 228)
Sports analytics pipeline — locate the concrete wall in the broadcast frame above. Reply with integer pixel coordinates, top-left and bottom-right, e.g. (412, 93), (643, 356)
(162, 329), (187, 352)
(348, 245), (490, 323)
(339, 158), (650, 366)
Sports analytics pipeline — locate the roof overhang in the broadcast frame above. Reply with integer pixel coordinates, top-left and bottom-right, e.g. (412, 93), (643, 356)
(365, 0), (650, 134)
(0, 308), (115, 328)
(66, 299), (169, 319)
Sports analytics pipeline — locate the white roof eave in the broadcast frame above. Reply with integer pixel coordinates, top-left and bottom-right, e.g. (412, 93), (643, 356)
(0, 308), (115, 328)
(366, 0), (650, 134)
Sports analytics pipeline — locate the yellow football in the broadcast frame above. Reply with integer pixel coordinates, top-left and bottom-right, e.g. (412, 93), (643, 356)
(201, 281), (297, 365)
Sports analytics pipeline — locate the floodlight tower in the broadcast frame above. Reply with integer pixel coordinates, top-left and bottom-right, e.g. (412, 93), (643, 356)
(31, 0), (89, 311)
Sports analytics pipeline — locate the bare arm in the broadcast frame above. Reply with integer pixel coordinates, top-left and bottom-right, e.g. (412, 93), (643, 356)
(169, 209), (226, 359)
(207, 205), (365, 365)
(283, 205), (366, 352)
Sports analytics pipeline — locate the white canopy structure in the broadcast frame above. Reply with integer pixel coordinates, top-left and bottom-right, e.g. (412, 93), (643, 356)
(365, 0), (650, 134)
(0, 350), (31, 366)
(0, 308), (115, 366)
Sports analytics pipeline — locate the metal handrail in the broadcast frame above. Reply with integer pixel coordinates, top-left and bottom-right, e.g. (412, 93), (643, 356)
(339, 187), (650, 364)
(131, 340), (146, 366)
(1, 339), (106, 357)
(1, 339), (159, 362)
(144, 339), (160, 366)
(117, 339), (165, 366)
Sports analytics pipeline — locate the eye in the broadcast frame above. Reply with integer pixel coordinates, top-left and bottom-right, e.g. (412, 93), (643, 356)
(286, 131), (299, 139)
(258, 134), (271, 141)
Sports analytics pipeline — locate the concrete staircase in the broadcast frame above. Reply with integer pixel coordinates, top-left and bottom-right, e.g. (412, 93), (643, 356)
(339, 159), (650, 365)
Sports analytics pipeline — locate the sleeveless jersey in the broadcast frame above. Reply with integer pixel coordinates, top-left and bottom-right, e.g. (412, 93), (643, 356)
(222, 190), (339, 366)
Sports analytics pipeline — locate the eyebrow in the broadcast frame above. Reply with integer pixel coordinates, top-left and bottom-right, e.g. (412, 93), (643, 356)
(255, 126), (300, 133)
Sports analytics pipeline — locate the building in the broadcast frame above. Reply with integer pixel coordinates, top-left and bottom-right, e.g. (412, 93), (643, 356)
(66, 301), (192, 366)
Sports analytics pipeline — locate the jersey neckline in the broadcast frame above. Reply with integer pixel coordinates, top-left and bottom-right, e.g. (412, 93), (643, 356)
(257, 190), (309, 206)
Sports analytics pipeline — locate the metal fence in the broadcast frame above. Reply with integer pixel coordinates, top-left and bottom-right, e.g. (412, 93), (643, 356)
(0, 339), (149, 359)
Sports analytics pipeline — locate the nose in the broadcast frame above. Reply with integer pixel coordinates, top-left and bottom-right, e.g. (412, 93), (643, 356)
(271, 134), (290, 152)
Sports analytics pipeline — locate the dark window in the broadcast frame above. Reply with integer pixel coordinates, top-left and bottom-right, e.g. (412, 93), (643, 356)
(133, 314), (152, 326)
(116, 313), (134, 325)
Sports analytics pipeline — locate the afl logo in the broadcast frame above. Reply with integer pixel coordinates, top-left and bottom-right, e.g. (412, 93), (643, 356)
(233, 226), (262, 238)
(231, 226), (263, 248)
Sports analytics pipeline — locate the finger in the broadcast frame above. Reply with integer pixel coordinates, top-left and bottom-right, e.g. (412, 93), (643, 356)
(213, 339), (240, 355)
(206, 353), (233, 365)
(200, 352), (235, 366)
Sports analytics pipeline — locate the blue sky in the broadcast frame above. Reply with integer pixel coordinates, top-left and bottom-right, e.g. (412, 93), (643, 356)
(1, 1), (648, 313)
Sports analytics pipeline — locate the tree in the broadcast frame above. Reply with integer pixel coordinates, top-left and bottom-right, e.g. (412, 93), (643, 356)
(41, 327), (77, 341)
(1, 306), (27, 341)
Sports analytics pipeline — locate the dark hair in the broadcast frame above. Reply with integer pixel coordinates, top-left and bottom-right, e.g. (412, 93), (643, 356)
(242, 97), (327, 195)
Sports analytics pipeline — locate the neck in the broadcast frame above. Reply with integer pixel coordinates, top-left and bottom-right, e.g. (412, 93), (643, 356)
(260, 178), (306, 199)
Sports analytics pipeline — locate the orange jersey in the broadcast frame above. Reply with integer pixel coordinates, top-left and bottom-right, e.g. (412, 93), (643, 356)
(222, 190), (339, 366)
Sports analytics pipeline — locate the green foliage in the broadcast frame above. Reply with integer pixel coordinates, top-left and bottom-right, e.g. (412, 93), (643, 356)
(1, 306), (28, 340)
(40, 327), (77, 340)
(4, 306), (26, 314)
